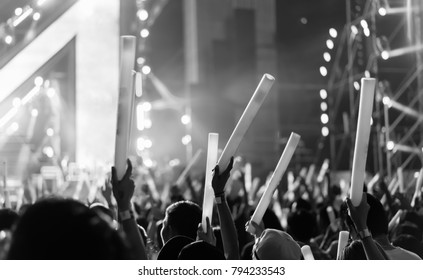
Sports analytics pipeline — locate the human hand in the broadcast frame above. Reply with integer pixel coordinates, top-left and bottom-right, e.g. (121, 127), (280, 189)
(111, 159), (135, 211)
(245, 220), (264, 238)
(212, 157), (234, 195)
(197, 217), (216, 246)
(346, 192), (369, 231)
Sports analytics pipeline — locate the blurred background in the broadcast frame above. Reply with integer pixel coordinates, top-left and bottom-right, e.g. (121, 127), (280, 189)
(0, 0), (422, 196)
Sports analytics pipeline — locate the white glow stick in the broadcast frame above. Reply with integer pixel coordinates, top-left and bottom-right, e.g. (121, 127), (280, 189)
(305, 164), (315, 186)
(387, 176), (398, 192)
(336, 231), (349, 260)
(326, 206), (337, 231)
(350, 78), (376, 206)
(175, 149), (203, 186)
(246, 133), (300, 234)
(317, 159), (329, 183)
(202, 133), (219, 233)
(301, 245), (315, 260)
(367, 173), (380, 193)
(135, 72), (142, 97)
(114, 36), (136, 180)
(397, 168), (404, 193)
(412, 168), (423, 207)
(217, 74), (275, 170)
(388, 209), (403, 232)
(244, 162), (252, 193)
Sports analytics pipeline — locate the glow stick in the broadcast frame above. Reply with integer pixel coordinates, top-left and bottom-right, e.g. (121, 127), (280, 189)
(387, 176), (398, 192)
(336, 231), (349, 260)
(317, 159), (329, 183)
(175, 149), (203, 186)
(367, 173), (380, 193)
(202, 133), (219, 233)
(326, 206), (337, 231)
(411, 168), (423, 207)
(114, 36), (136, 180)
(350, 78), (376, 206)
(246, 133), (300, 234)
(390, 180), (400, 196)
(388, 209), (403, 232)
(305, 164), (315, 186)
(397, 168), (404, 193)
(249, 177), (260, 202)
(301, 245), (315, 260)
(135, 72), (142, 97)
(244, 162), (252, 193)
(299, 167), (307, 179)
(217, 74), (275, 170)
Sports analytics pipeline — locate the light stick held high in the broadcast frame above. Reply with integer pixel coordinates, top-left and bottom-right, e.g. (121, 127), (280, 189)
(317, 159), (329, 183)
(246, 132), (301, 234)
(114, 36), (136, 180)
(388, 209), (403, 232)
(202, 133), (219, 233)
(350, 78), (376, 207)
(301, 245), (315, 260)
(217, 74), (275, 170)
(336, 231), (349, 260)
(326, 206), (337, 231)
(175, 149), (203, 187)
(411, 168), (423, 208)
(397, 167), (404, 193)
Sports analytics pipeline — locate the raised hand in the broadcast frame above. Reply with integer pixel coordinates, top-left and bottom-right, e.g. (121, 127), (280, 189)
(111, 159), (135, 211)
(212, 157), (234, 195)
(197, 217), (216, 246)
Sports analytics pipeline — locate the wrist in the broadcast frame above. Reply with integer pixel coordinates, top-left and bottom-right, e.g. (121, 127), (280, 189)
(215, 193), (226, 204)
(119, 209), (134, 222)
(357, 228), (372, 240)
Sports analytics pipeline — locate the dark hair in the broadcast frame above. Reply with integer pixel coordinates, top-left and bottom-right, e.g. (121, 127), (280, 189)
(287, 210), (317, 242)
(341, 240), (366, 260)
(7, 198), (129, 259)
(165, 200), (201, 240)
(394, 223), (422, 242)
(403, 211), (423, 231)
(366, 193), (388, 237)
(392, 234), (423, 258)
(262, 209), (283, 231)
(178, 241), (225, 260)
(0, 209), (19, 231)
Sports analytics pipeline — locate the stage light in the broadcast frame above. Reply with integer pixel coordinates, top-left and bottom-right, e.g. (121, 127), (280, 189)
(144, 139), (153, 148)
(12, 98), (21, 107)
(320, 66), (328, 77)
(320, 102), (328, 112)
(142, 102), (152, 111)
(144, 119), (152, 129)
(144, 158), (154, 168)
(326, 39), (334, 49)
(364, 70), (371, 78)
(13, 7), (33, 27)
(382, 96), (392, 107)
(351, 25), (358, 35)
(15, 8), (23, 16)
(5, 35), (13, 45)
(181, 114), (191, 125)
(137, 9), (149, 21)
(323, 52), (331, 62)
(321, 127), (329, 137)
(381, 50), (390, 60)
(37, 0), (47, 6)
(360, 20), (368, 29)
(169, 159), (181, 167)
(415, 172), (420, 178)
(140, 29), (149, 38)
(386, 140), (395, 151)
(137, 57), (145, 65)
(354, 81), (360, 91)
(34, 76), (43, 87)
(137, 137), (145, 151)
(182, 135), (191, 145)
(42, 146), (54, 158)
(363, 28), (370, 37)
(321, 113), (329, 124)
(46, 128), (54, 136)
(329, 28), (338, 38)
(320, 89), (328, 99)
(31, 109), (38, 117)
(141, 65), (151, 75)
(8, 122), (19, 135)
(300, 17), (308, 24)
(378, 7), (387, 16)
(47, 88), (56, 98)
(33, 12), (41, 21)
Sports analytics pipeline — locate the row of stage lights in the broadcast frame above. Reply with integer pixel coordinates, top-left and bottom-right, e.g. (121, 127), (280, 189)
(1, 0), (48, 46)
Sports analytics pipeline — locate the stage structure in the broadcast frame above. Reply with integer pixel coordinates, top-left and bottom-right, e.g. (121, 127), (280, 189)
(327, 0), (423, 187)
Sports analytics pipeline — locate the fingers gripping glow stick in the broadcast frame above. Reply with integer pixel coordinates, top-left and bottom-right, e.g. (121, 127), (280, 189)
(217, 74), (275, 170)
(317, 159), (329, 183)
(336, 231), (349, 260)
(397, 168), (405, 193)
(388, 209), (403, 232)
(114, 36), (136, 180)
(246, 133), (300, 234)
(175, 150), (203, 186)
(301, 245), (315, 260)
(326, 206), (337, 231)
(350, 78), (376, 207)
(202, 133), (219, 233)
